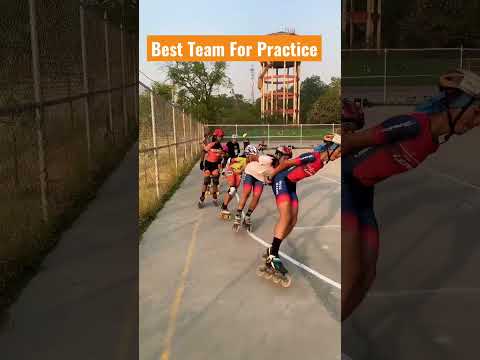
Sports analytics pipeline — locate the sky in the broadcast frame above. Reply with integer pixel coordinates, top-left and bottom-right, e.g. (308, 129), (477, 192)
(139, 0), (340, 100)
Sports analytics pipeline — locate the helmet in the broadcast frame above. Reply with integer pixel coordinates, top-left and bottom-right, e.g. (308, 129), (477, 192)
(244, 144), (258, 156)
(242, 133), (248, 138)
(342, 99), (364, 131)
(274, 146), (293, 159)
(439, 69), (480, 98)
(323, 133), (341, 145)
(213, 128), (225, 137)
(416, 69), (480, 141)
(232, 134), (238, 139)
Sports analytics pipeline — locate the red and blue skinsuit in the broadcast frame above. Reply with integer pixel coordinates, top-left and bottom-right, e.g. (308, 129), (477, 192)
(342, 112), (439, 253)
(272, 151), (325, 208)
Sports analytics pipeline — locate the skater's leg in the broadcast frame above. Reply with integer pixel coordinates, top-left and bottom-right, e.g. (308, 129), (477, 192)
(201, 171), (211, 201)
(271, 201), (293, 252)
(247, 181), (264, 212)
(237, 181), (252, 211)
(341, 214), (363, 321)
(211, 170), (220, 200)
(222, 173), (237, 210)
(344, 209), (380, 319)
(284, 198), (299, 237)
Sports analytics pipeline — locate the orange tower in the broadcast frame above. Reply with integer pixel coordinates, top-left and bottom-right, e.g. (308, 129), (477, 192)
(258, 31), (301, 124)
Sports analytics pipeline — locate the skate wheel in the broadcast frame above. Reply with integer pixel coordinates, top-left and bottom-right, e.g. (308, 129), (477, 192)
(233, 224), (240, 232)
(263, 271), (273, 280)
(281, 275), (292, 288)
(272, 274), (281, 284)
(197, 202), (204, 209)
(256, 266), (265, 277)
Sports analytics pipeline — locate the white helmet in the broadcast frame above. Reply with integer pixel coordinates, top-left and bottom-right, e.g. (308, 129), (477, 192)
(244, 144), (258, 156)
(232, 134), (238, 139)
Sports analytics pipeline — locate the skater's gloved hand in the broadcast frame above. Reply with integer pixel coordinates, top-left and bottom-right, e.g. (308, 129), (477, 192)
(200, 161), (204, 171)
(265, 175), (273, 184)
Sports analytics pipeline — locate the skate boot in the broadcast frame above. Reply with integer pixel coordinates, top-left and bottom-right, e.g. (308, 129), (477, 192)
(256, 254), (292, 288)
(232, 213), (242, 232)
(243, 216), (252, 232)
(212, 196), (219, 207)
(197, 196), (205, 209)
(220, 209), (231, 220)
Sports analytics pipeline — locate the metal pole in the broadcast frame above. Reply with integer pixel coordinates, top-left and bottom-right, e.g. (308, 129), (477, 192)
(182, 110), (187, 160)
(384, 48), (387, 104)
(172, 99), (178, 175)
(300, 124), (303, 145)
(270, 66), (274, 118)
(377, 0), (382, 49)
(332, 123), (335, 133)
(80, 3), (92, 175)
(104, 10), (113, 142)
(29, 0), (49, 222)
(120, 23), (128, 137)
(235, 124), (238, 136)
(189, 114), (193, 158)
(293, 62), (297, 124)
(283, 61), (286, 122)
(349, 0), (353, 48)
(460, 45), (463, 68)
(297, 64), (301, 124)
(150, 92), (160, 200)
(267, 123), (270, 148)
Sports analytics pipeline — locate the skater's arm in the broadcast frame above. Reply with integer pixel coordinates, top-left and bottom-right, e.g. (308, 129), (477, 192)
(268, 159), (298, 178)
(342, 115), (421, 155)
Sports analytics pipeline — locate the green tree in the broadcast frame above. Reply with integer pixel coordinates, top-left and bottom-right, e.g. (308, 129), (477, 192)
(300, 75), (328, 121)
(307, 77), (340, 124)
(166, 62), (232, 122)
(151, 81), (173, 101)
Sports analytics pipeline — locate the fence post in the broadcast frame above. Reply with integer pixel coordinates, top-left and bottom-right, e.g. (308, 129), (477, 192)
(460, 45), (463, 68)
(332, 123), (335, 134)
(104, 10), (114, 142)
(172, 104), (178, 174)
(189, 114), (193, 158)
(29, 0), (49, 223)
(79, 2), (92, 176)
(150, 92), (160, 200)
(383, 48), (387, 104)
(267, 123), (270, 148)
(120, 23), (128, 137)
(182, 110), (187, 160)
(235, 124), (238, 136)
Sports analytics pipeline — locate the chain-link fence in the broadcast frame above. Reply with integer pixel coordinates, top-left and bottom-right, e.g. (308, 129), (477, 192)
(342, 47), (480, 104)
(139, 82), (203, 227)
(0, 1), (138, 290)
(203, 123), (340, 148)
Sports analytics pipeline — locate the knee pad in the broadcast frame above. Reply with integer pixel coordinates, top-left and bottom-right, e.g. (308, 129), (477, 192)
(228, 186), (237, 196)
(212, 176), (220, 185)
(203, 176), (211, 185)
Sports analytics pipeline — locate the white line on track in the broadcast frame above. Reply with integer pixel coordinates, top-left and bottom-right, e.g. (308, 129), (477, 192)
(315, 174), (341, 185)
(246, 230), (341, 290)
(424, 166), (480, 192)
(235, 193), (341, 290)
(293, 225), (340, 230)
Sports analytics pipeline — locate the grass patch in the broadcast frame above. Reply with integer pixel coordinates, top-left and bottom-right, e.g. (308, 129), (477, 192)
(139, 153), (200, 235)
(0, 135), (137, 313)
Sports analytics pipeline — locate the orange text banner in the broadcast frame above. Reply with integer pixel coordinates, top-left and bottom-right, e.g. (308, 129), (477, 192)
(147, 35), (322, 62)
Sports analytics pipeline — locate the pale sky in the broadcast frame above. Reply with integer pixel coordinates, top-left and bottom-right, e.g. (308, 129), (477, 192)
(139, 0), (340, 100)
